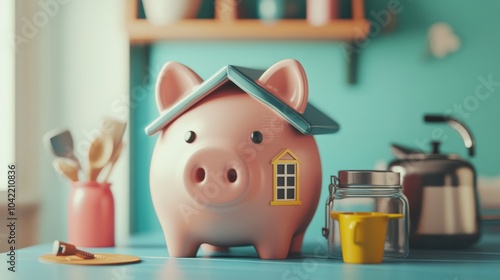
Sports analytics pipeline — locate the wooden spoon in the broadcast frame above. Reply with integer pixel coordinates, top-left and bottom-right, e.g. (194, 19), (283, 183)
(87, 134), (114, 182)
(99, 117), (127, 182)
(101, 141), (125, 182)
(53, 158), (79, 182)
(101, 117), (127, 150)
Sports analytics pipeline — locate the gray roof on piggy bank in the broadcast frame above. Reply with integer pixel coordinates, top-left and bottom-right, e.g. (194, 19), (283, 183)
(145, 65), (339, 136)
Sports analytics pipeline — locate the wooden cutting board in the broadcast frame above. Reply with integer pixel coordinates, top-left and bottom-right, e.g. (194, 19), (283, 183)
(39, 253), (141, 265)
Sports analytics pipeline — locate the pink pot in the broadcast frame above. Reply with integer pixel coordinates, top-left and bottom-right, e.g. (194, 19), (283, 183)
(68, 181), (114, 247)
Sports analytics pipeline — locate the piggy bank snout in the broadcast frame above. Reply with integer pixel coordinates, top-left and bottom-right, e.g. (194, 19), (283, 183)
(184, 147), (250, 206)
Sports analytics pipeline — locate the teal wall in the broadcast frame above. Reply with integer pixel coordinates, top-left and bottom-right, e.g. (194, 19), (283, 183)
(131, 0), (500, 241)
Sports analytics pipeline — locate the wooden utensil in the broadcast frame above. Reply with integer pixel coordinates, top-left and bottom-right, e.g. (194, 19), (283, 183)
(102, 118), (126, 162)
(87, 134), (114, 182)
(100, 117), (127, 182)
(101, 117), (127, 149)
(53, 158), (79, 182)
(101, 141), (124, 183)
(44, 129), (82, 170)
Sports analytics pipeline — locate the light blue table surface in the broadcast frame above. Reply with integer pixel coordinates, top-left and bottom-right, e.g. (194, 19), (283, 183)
(2, 222), (500, 280)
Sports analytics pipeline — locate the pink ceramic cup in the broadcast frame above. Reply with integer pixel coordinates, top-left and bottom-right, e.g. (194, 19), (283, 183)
(68, 181), (114, 247)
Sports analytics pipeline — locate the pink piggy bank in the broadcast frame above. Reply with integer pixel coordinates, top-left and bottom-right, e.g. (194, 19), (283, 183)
(146, 59), (338, 259)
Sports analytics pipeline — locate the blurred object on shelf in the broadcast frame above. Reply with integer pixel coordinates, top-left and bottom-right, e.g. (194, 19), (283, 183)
(307, 0), (339, 26)
(142, 0), (202, 25)
(258, 0), (285, 22)
(215, 0), (240, 21)
(284, 0), (306, 18)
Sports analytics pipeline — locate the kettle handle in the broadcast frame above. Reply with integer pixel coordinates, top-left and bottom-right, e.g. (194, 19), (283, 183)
(424, 115), (475, 157)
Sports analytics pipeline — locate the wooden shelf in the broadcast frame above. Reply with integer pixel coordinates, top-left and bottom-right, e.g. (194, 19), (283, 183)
(126, 0), (370, 43)
(127, 19), (370, 43)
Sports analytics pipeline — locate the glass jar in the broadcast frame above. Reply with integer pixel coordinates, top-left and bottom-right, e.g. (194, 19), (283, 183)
(322, 170), (409, 259)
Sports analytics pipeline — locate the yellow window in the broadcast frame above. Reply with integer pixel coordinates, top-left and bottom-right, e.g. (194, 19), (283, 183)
(270, 149), (301, 206)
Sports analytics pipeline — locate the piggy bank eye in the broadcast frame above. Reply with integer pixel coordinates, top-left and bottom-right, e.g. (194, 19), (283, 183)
(184, 131), (196, 143)
(251, 131), (263, 144)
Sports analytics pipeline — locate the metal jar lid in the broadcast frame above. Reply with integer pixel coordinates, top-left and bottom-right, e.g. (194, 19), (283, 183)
(337, 170), (400, 188)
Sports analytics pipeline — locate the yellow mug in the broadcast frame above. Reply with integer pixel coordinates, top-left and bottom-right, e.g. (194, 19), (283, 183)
(330, 212), (404, 264)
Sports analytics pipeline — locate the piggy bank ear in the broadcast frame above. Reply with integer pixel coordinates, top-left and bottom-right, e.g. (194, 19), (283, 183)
(257, 59), (308, 114)
(155, 62), (202, 112)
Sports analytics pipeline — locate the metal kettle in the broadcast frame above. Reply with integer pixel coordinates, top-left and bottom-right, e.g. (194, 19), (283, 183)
(388, 114), (481, 249)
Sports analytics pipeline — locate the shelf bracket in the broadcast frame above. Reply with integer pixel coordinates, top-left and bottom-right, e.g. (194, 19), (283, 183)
(345, 41), (360, 84)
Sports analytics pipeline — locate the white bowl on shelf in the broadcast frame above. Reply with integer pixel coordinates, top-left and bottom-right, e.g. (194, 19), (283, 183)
(142, 0), (202, 25)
